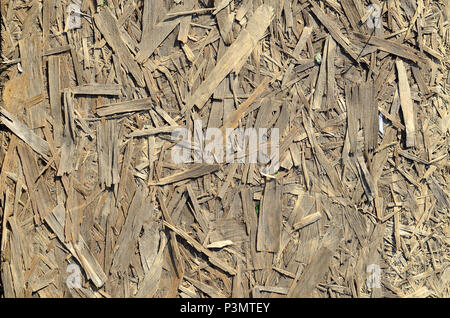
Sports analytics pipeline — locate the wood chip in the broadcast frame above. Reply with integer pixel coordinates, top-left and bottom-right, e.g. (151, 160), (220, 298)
(1, 0), (447, 299)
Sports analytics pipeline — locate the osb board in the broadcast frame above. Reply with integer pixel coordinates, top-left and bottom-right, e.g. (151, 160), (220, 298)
(0, 0), (448, 298)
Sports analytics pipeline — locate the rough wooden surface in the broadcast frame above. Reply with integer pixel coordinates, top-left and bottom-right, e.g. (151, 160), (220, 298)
(0, 0), (448, 299)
